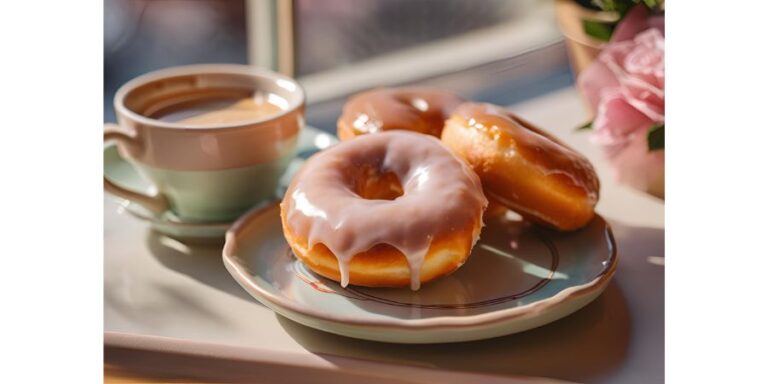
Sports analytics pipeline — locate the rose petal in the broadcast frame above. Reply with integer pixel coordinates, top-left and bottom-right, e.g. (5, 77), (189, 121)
(600, 40), (636, 74)
(621, 75), (665, 122)
(605, 128), (665, 192)
(611, 5), (649, 42)
(577, 59), (620, 113)
(635, 28), (665, 50)
(648, 15), (665, 36)
(591, 88), (654, 147)
(624, 43), (663, 83)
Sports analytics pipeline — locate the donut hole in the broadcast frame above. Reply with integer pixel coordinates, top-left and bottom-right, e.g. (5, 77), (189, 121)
(352, 165), (404, 201)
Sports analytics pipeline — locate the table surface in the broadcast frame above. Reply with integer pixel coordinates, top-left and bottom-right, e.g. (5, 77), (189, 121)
(104, 87), (664, 383)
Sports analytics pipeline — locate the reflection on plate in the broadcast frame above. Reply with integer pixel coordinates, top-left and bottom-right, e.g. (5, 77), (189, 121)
(224, 204), (618, 343)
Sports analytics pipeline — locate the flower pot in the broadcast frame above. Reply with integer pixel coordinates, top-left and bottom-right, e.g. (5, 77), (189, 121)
(554, 0), (618, 77)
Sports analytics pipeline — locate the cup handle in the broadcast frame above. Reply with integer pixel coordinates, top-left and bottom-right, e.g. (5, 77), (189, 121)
(103, 123), (169, 215)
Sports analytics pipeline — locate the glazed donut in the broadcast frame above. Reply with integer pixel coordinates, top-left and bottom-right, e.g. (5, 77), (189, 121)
(441, 102), (599, 231)
(337, 87), (464, 140)
(280, 131), (487, 290)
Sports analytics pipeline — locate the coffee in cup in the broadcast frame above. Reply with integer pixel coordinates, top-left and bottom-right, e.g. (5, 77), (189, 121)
(104, 64), (305, 223)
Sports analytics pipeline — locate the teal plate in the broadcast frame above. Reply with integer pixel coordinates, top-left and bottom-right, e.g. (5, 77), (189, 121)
(223, 204), (618, 343)
(104, 126), (338, 240)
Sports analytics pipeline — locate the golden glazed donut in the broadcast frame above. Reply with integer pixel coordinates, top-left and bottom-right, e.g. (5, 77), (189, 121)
(280, 131), (487, 290)
(337, 87), (464, 140)
(441, 102), (600, 231)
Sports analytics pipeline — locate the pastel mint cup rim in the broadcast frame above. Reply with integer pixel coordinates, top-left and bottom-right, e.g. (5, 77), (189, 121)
(115, 63), (306, 132)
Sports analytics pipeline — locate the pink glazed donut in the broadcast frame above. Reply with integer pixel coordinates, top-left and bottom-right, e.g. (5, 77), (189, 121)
(280, 131), (487, 290)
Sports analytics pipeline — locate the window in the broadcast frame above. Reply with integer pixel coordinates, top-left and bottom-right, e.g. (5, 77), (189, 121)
(105, 0), (565, 126)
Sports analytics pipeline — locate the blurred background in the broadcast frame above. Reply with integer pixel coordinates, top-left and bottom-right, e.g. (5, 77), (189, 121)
(104, 0), (572, 131)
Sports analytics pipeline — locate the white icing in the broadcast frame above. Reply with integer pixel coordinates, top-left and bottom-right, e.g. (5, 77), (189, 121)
(282, 131), (487, 290)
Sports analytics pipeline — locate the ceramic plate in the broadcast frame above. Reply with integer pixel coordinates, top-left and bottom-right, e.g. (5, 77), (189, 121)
(223, 203), (618, 343)
(104, 126), (337, 240)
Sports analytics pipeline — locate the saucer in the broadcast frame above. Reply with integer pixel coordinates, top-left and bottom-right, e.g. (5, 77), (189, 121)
(223, 204), (618, 343)
(104, 126), (338, 240)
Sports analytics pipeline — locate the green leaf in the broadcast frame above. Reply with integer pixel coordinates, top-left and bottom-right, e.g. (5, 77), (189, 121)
(647, 124), (664, 151)
(591, 0), (647, 16)
(582, 19), (615, 42)
(576, 121), (594, 131)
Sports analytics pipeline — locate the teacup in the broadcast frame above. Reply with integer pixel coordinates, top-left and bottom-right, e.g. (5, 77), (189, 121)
(104, 64), (305, 222)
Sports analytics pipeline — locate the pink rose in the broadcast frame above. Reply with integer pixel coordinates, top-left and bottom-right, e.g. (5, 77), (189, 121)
(606, 125), (665, 198)
(579, 29), (665, 143)
(577, 5), (665, 196)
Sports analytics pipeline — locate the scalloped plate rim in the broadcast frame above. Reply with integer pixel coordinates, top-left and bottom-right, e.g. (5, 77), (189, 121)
(222, 204), (619, 337)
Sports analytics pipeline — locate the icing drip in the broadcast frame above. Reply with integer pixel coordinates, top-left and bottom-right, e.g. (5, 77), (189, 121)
(283, 131), (487, 290)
